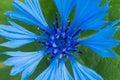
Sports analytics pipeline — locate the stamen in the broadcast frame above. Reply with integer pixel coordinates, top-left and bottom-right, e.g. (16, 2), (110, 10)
(53, 23), (57, 32)
(75, 42), (79, 46)
(67, 20), (71, 26)
(72, 29), (81, 37)
(55, 13), (59, 28)
(65, 20), (71, 33)
(53, 42), (57, 47)
(60, 54), (63, 58)
(78, 51), (84, 54)
(54, 49), (58, 54)
(38, 28), (50, 36)
(73, 50), (83, 54)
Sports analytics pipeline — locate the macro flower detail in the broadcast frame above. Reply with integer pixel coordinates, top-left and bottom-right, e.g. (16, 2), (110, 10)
(0, 20), (44, 48)
(0, 0), (120, 80)
(3, 51), (45, 80)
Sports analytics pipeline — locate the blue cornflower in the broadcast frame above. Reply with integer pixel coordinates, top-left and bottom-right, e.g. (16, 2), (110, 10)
(0, 0), (120, 80)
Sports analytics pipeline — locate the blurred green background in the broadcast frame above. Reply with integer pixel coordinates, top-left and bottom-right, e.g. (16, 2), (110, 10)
(0, 0), (120, 80)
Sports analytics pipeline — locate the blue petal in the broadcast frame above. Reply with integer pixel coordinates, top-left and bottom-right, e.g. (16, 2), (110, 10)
(72, 0), (110, 31)
(35, 59), (73, 80)
(2, 51), (37, 56)
(5, 11), (40, 27)
(70, 58), (103, 80)
(0, 40), (33, 48)
(5, 0), (50, 32)
(3, 51), (45, 80)
(35, 59), (58, 80)
(80, 20), (120, 58)
(58, 59), (73, 80)
(54, 0), (76, 22)
(21, 56), (41, 80)
(0, 20), (43, 48)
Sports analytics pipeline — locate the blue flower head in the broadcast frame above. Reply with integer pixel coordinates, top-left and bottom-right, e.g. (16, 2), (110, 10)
(0, 0), (120, 80)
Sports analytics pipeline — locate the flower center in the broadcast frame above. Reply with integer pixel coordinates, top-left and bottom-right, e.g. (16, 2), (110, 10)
(37, 13), (82, 60)
(46, 28), (77, 59)
(51, 29), (76, 51)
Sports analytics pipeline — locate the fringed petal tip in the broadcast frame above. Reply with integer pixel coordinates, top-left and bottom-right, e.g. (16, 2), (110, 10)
(71, 0), (111, 31)
(54, 0), (76, 22)
(79, 20), (120, 58)
(35, 57), (103, 80)
(70, 59), (103, 80)
(0, 20), (43, 48)
(6, 0), (49, 32)
(35, 59), (58, 80)
(35, 59), (73, 80)
(3, 51), (45, 80)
